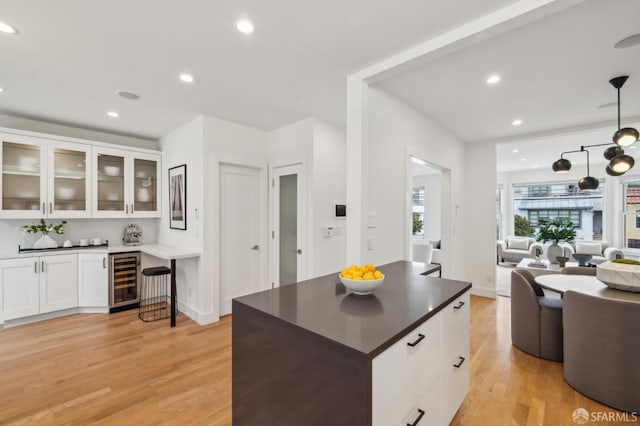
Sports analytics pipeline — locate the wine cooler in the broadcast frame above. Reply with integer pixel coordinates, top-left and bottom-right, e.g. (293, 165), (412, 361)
(109, 252), (141, 311)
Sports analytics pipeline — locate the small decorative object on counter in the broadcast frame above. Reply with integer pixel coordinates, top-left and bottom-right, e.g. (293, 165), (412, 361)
(556, 256), (570, 268)
(339, 263), (385, 295)
(597, 259), (640, 292)
(21, 219), (67, 249)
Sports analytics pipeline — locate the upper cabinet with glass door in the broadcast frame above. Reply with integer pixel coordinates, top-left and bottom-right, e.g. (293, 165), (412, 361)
(93, 148), (160, 218)
(0, 133), (91, 219)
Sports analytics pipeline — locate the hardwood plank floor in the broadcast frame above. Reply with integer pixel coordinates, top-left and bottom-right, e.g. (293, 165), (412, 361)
(0, 297), (629, 425)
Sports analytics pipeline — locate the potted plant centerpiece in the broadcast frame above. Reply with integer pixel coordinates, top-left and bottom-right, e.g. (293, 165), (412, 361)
(22, 219), (67, 249)
(535, 218), (576, 264)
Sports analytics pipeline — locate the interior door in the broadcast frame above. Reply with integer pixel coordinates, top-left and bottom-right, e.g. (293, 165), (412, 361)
(272, 164), (306, 287)
(220, 164), (262, 315)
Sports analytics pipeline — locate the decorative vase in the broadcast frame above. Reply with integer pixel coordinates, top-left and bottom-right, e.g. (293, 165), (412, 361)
(33, 234), (58, 249)
(546, 243), (563, 264)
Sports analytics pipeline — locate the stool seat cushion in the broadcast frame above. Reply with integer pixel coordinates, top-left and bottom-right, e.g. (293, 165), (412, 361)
(142, 266), (172, 276)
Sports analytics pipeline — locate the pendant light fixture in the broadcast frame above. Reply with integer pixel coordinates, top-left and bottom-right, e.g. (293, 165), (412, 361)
(551, 76), (637, 188)
(610, 76), (639, 147)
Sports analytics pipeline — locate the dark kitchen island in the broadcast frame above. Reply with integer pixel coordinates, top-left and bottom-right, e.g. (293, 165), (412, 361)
(232, 261), (472, 426)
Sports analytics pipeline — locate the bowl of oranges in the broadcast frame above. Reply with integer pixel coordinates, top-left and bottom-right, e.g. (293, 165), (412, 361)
(339, 264), (385, 295)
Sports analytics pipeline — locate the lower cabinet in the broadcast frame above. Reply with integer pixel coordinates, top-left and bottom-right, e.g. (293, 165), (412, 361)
(372, 289), (470, 426)
(78, 253), (109, 307)
(1, 254), (78, 321)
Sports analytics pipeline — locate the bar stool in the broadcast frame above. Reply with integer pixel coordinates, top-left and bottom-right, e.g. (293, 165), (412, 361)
(139, 266), (172, 322)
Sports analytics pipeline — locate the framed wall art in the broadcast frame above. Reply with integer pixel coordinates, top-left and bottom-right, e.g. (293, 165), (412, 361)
(169, 164), (187, 230)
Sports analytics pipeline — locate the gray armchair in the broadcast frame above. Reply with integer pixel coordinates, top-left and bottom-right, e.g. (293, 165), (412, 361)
(563, 290), (640, 413)
(563, 241), (623, 265)
(510, 269), (563, 361)
(497, 237), (543, 264)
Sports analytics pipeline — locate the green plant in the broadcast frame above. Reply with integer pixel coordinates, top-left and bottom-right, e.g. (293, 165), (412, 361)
(514, 215), (535, 237)
(22, 219), (67, 235)
(535, 218), (576, 244)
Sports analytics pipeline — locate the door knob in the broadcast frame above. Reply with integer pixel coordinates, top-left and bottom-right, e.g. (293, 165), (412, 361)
(294, 249), (302, 254)
(251, 245), (259, 250)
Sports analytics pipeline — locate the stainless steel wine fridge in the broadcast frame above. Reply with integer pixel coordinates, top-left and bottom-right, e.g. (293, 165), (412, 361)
(109, 252), (141, 311)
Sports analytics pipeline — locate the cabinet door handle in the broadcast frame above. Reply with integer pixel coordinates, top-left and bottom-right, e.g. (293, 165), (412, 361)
(41, 261), (45, 273)
(407, 333), (425, 347)
(42, 202), (45, 214)
(453, 356), (466, 368)
(453, 301), (465, 310)
(49, 202), (53, 214)
(34, 261), (38, 274)
(126, 204), (129, 214)
(407, 409), (425, 426)
(103, 258), (107, 269)
(131, 204), (134, 214)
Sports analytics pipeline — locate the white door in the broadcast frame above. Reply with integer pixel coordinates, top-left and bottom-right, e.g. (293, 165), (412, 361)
(271, 164), (307, 287)
(0, 257), (39, 321)
(220, 164), (262, 315)
(40, 254), (78, 313)
(78, 253), (109, 307)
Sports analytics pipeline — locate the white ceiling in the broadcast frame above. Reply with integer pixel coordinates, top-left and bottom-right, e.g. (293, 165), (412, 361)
(378, 0), (640, 145)
(0, 0), (514, 140)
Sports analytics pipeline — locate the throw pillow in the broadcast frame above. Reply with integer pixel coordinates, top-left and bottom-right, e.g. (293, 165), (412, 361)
(576, 242), (602, 256)
(507, 237), (529, 250)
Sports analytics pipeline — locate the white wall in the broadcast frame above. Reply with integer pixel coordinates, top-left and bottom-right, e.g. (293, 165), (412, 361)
(0, 113), (157, 150)
(364, 86), (467, 285)
(311, 120), (346, 276)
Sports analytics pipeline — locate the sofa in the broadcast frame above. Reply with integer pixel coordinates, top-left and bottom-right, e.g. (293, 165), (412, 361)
(563, 241), (623, 265)
(497, 236), (543, 264)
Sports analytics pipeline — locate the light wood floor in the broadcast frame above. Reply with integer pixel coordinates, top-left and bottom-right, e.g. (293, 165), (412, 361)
(0, 297), (627, 425)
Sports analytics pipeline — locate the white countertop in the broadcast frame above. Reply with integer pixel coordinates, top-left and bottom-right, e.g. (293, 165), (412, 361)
(0, 243), (200, 260)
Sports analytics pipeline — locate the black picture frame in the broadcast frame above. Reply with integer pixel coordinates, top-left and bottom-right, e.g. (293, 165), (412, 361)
(169, 164), (187, 230)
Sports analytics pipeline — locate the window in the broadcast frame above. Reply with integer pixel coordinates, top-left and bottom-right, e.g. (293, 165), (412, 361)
(528, 210), (581, 228)
(412, 187), (425, 237)
(622, 181), (640, 249)
(529, 185), (550, 197)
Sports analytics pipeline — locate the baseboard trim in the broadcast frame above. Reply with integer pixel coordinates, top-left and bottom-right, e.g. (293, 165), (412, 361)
(471, 286), (496, 299)
(177, 301), (219, 325)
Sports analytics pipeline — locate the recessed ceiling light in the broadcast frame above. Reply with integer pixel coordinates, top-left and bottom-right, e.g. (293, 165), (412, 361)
(117, 90), (139, 100)
(179, 73), (194, 83)
(520, 158), (526, 162)
(511, 148), (519, 153)
(107, 111), (119, 118)
(486, 75), (500, 85)
(236, 20), (254, 34)
(0, 87), (3, 93)
(615, 33), (640, 49)
(0, 22), (18, 34)
(512, 119), (523, 126)
(533, 164), (539, 168)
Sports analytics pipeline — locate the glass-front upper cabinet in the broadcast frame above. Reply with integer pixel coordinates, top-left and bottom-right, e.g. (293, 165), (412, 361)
(93, 147), (129, 218)
(130, 153), (160, 218)
(92, 148), (161, 218)
(0, 137), (46, 218)
(47, 142), (91, 218)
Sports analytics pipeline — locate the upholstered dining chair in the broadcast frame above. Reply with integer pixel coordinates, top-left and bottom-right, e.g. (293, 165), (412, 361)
(563, 290), (640, 413)
(510, 269), (563, 361)
(560, 267), (596, 276)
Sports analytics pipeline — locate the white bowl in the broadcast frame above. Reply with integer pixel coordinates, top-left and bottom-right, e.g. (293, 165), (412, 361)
(104, 166), (120, 176)
(56, 187), (76, 200)
(339, 274), (385, 295)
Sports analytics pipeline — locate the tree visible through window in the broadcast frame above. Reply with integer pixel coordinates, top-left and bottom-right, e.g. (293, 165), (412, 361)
(412, 187), (425, 237)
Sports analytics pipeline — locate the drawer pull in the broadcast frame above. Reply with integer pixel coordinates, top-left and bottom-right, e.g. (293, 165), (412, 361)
(407, 408), (425, 426)
(453, 301), (465, 310)
(407, 333), (425, 347)
(453, 356), (466, 368)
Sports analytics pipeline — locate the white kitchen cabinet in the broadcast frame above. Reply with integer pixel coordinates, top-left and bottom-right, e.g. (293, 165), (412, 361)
(39, 254), (78, 313)
(0, 257), (40, 320)
(0, 132), (91, 219)
(372, 289), (470, 426)
(78, 253), (109, 307)
(0, 254), (78, 321)
(442, 291), (470, 425)
(93, 147), (160, 218)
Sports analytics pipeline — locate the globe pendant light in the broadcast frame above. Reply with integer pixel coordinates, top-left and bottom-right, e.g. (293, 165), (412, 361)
(552, 157), (571, 173)
(610, 76), (639, 147)
(610, 154), (635, 173)
(577, 148), (598, 191)
(606, 165), (625, 176)
(603, 145), (624, 160)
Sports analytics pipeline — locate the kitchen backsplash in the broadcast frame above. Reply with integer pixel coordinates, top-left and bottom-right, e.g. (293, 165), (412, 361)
(0, 218), (159, 255)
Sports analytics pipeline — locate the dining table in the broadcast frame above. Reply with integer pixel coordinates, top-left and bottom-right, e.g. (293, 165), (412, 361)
(534, 274), (640, 302)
